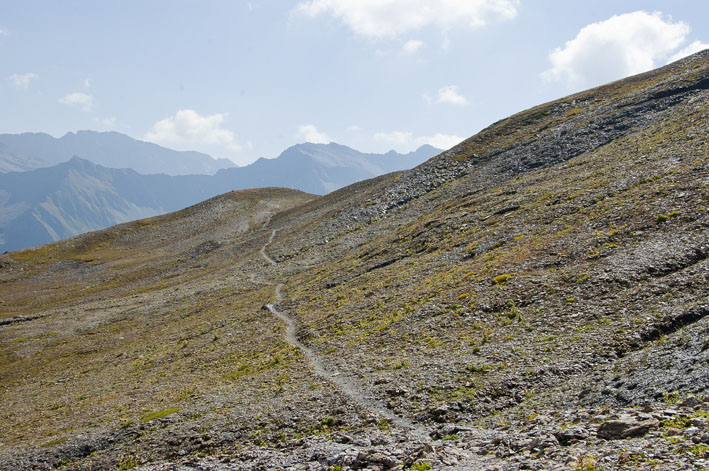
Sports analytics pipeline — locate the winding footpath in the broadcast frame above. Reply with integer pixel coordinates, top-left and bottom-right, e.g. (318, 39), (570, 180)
(258, 228), (427, 437)
(235, 225), (495, 470)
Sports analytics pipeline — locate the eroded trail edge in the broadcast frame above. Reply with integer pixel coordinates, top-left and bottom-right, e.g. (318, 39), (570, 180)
(259, 228), (426, 437)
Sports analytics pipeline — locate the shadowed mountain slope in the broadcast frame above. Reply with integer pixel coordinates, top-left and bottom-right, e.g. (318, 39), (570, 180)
(232, 143), (440, 194)
(0, 143), (439, 252)
(0, 51), (707, 470)
(0, 130), (236, 175)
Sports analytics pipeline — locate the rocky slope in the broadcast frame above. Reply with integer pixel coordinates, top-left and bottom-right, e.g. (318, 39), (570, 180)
(0, 51), (707, 470)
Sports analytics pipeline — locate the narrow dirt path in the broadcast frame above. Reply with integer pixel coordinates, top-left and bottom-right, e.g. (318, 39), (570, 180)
(260, 229), (278, 266)
(259, 228), (427, 437)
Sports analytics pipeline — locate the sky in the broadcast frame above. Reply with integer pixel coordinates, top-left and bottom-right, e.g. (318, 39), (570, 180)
(1, 1), (707, 166)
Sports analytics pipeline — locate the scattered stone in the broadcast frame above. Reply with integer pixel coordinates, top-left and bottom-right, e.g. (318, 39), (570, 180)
(429, 406), (450, 423)
(430, 424), (474, 439)
(680, 396), (702, 408)
(597, 417), (660, 439)
(554, 426), (589, 445)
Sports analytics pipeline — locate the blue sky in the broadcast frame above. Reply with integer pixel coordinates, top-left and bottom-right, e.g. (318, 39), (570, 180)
(1, 1), (707, 165)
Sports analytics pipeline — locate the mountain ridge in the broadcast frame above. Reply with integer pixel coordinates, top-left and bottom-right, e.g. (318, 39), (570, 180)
(0, 142), (440, 252)
(0, 130), (236, 175)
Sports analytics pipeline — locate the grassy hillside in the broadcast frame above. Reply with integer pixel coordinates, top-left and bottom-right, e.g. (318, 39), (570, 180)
(0, 51), (707, 470)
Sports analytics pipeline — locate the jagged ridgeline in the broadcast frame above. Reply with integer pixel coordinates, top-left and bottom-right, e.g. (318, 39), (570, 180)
(0, 143), (440, 253)
(0, 51), (707, 470)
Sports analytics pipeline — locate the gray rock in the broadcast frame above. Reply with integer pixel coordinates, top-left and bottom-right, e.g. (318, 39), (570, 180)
(680, 396), (702, 408)
(354, 450), (400, 469)
(528, 434), (559, 450)
(554, 426), (589, 445)
(597, 417), (660, 439)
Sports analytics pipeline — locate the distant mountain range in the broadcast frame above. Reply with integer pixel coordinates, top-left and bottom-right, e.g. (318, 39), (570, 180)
(221, 142), (439, 195)
(0, 140), (440, 251)
(0, 131), (237, 175)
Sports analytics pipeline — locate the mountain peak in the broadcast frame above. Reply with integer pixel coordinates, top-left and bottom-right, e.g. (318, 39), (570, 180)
(287, 141), (352, 152)
(64, 155), (101, 169)
(0, 130), (236, 176)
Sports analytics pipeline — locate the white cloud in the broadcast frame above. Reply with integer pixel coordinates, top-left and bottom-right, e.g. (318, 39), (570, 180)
(402, 39), (424, 55)
(295, 124), (332, 144)
(441, 33), (451, 51)
(542, 11), (691, 90)
(374, 131), (413, 147)
(91, 116), (118, 128)
(84, 79), (91, 88)
(145, 109), (243, 153)
(0, 29), (7, 36)
(668, 40), (709, 63)
(423, 133), (464, 150)
(424, 85), (469, 106)
(374, 130), (463, 152)
(347, 125), (363, 132)
(295, 0), (519, 40)
(59, 92), (94, 111)
(9, 73), (38, 89)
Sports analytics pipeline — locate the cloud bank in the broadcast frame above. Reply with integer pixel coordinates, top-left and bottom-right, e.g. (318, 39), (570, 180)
(145, 109), (243, 154)
(374, 130), (463, 152)
(59, 92), (94, 111)
(295, 124), (332, 144)
(295, 0), (519, 39)
(402, 39), (424, 55)
(542, 11), (704, 90)
(668, 40), (709, 63)
(424, 85), (469, 106)
(9, 73), (38, 89)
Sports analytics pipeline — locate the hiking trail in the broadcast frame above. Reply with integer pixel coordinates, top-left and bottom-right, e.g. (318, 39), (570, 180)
(258, 228), (427, 437)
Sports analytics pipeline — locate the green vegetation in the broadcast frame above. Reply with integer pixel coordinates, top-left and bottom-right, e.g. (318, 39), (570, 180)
(390, 360), (411, 370)
(321, 416), (336, 427)
(466, 363), (492, 374)
(661, 416), (689, 429)
(118, 456), (139, 470)
(375, 419), (391, 432)
(40, 437), (68, 448)
(140, 407), (180, 422)
(492, 273), (512, 284)
(411, 462), (433, 470)
(573, 456), (603, 471)
(656, 210), (680, 223)
(505, 301), (524, 322)
(688, 444), (709, 457)
(663, 391), (681, 405)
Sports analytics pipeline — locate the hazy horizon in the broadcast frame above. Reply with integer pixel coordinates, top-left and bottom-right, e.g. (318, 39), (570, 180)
(1, 1), (707, 164)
